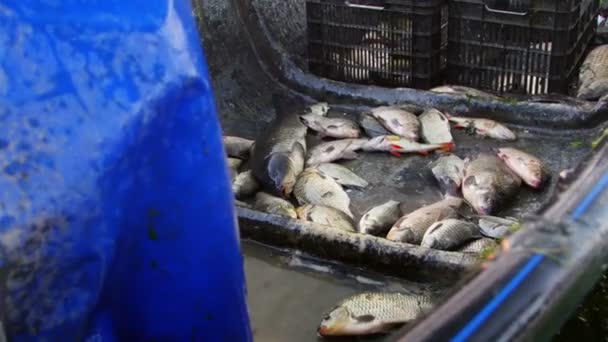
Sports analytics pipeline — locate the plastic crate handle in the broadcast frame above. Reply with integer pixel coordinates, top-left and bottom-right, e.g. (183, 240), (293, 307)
(344, 1), (385, 10)
(484, 4), (528, 16)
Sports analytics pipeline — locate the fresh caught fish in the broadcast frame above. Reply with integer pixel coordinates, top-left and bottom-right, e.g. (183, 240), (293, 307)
(294, 168), (354, 217)
(318, 292), (433, 336)
(296, 204), (355, 232)
(387, 197), (462, 244)
(578, 45), (608, 101)
(430, 85), (501, 101)
(227, 157), (243, 181)
(421, 219), (481, 251)
(370, 106), (420, 141)
(431, 155), (466, 196)
(232, 170), (260, 199)
(223, 136), (254, 159)
(457, 238), (498, 254)
(251, 95), (308, 197)
(307, 102), (330, 116)
(306, 139), (368, 166)
(419, 109), (454, 145)
(315, 163), (369, 188)
(360, 114), (391, 138)
(300, 114), (361, 139)
(448, 115), (516, 141)
(477, 215), (520, 239)
(359, 200), (401, 236)
(254, 192), (297, 219)
(497, 148), (549, 189)
(363, 136), (451, 157)
(462, 154), (522, 215)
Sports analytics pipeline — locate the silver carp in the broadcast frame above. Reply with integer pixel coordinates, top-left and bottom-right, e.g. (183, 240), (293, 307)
(314, 163), (369, 188)
(419, 109), (454, 145)
(421, 219), (481, 251)
(296, 204), (356, 232)
(223, 136), (254, 159)
(387, 197), (463, 244)
(318, 292), (433, 336)
(300, 114), (361, 139)
(232, 170), (260, 199)
(578, 45), (608, 101)
(251, 95), (307, 197)
(431, 155), (466, 196)
(294, 168), (353, 217)
(370, 106), (420, 141)
(462, 154), (522, 215)
(306, 139), (368, 166)
(497, 147), (548, 189)
(449, 116), (516, 141)
(254, 192), (298, 219)
(358, 200), (401, 236)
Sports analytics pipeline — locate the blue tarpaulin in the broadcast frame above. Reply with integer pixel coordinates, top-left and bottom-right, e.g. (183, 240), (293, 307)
(0, 1), (251, 340)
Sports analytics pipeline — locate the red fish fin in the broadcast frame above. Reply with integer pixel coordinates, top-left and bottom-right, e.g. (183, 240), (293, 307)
(390, 144), (402, 150)
(417, 151), (430, 156)
(441, 142), (455, 152)
(390, 150), (402, 158)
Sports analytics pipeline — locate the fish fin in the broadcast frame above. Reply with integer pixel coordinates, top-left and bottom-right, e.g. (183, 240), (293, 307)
(390, 150), (402, 158)
(417, 151), (430, 156)
(390, 144), (402, 150)
(317, 131), (327, 139)
(441, 142), (455, 152)
(343, 151), (359, 159)
(453, 123), (465, 128)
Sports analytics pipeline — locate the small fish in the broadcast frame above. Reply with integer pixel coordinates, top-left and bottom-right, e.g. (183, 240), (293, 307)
(223, 136), (254, 159)
(431, 155), (466, 196)
(370, 106), (420, 141)
(457, 238), (498, 254)
(362, 136), (452, 157)
(430, 85), (501, 101)
(387, 197), (462, 244)
(300, 114), (361, 139)
(578, 45), (608, 100)
(307, 102), (330, 116)
(497, 148), (549, 189)
(251, 95), (307, 197)
(315, 163), (369, 188)
(360, 114), (391, 138)
(359, 200), (401, 236)
(306, 139), (368, 166)
(227, 157), (243, 181)
(419, 109), (454, 146)
(421, 219), (481, 251)
(318, 292), (433, 336)
(296, 204), (356, 232)
(232, 170), (260, 199)
(477, 215), (520, 239)
(462, 154), (522, 215)
(294, 168), (354, 217)
(254, 192), (298, 219)
(448, 115), (516, 141)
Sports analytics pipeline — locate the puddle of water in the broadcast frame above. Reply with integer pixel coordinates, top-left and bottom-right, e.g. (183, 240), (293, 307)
(242, 240), (437, 342)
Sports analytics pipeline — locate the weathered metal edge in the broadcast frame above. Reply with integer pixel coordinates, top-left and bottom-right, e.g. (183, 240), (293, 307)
(237, 207), (478, 283)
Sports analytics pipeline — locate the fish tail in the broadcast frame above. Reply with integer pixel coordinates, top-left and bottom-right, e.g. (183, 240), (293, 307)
(441, 142), (455, 152)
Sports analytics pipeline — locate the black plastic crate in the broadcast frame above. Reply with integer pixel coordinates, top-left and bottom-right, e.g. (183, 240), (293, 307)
(306, 0), (448, 89)
(447, 0), (598, 95)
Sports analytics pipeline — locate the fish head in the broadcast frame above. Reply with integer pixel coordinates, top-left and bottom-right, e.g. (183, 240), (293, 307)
(463, 175), (496, 215)
(318, 306), (388, 336)
(267, 154), (296, 197)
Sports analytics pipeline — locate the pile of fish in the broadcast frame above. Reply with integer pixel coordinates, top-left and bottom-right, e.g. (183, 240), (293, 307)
(223, 96), (548, 255)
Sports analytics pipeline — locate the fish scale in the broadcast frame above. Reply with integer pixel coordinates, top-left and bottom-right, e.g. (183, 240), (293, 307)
(254, 192), (297, 218)
(579, 45), (608, 88)
(387, 197), (463, 244)
(296, 204), (355, 232)
(421, 219), (481, 250)
(339, 293), (432, 322)
(315, 163), (369, 188)
(294, 169), (353, 217)
(419, 109), (453, 145)
(371, 106), (420, 141)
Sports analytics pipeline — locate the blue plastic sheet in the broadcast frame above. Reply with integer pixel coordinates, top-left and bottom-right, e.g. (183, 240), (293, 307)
(0, 1), (251, 340)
